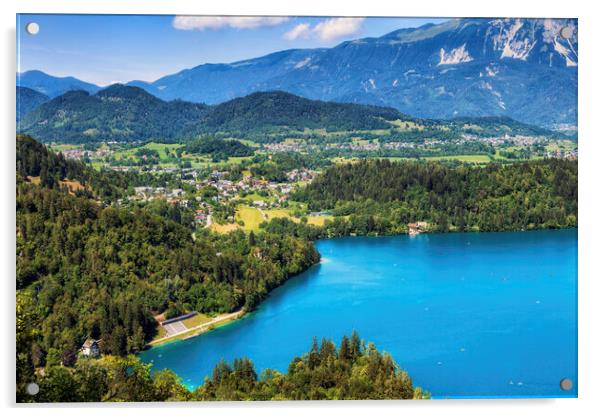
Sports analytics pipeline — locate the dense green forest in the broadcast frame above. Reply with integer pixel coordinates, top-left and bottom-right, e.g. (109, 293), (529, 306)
(294, 159), (577, 234)
(16, 136), (319, 392)
(182, 137), (254, 160)
(18, 86), (562, 144)
(201, 91), (404, 134)
(19, 86), (209, 143)
(18, 331), (424, 402)
(250, 152), (330, 182)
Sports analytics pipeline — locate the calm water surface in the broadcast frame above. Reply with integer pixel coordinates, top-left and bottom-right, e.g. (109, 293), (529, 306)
(139, 229), (577, 398)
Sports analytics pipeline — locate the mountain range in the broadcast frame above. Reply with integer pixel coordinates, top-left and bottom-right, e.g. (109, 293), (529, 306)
(18, 84), (556, 144)
(16, 18), (578, 129)
(17, 70), (100, 97)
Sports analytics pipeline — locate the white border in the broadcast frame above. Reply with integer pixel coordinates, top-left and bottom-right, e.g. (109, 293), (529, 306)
(2, 1), (601, 415)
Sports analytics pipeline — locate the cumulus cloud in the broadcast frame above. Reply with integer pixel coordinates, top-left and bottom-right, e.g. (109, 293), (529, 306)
(283, 23), (312, 40)
(173, 16), (289, 31)
(313, 17), (365, 41)
(283, 17), (365, 42)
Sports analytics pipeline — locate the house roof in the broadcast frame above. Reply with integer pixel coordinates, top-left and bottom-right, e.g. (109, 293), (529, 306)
(82, 338), (99, 348)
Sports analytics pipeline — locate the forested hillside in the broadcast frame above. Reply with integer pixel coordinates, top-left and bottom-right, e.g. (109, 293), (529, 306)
(17, 86), (49, 121)
(203, 91), (404, 134)
(16, 136), (319, 394)
(18, 86), (560, 144)
(19, 85), (209, 143)
(19, 332), (424, 402)
(295, 159), (578, 233)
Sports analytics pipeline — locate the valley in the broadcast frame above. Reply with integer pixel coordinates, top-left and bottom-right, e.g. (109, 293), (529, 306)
(45, 127), (576, 235)
(15, 15), (579, 403)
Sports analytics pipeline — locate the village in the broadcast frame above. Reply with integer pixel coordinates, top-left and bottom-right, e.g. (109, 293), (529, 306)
(49, 132), (577, 234)
(122, 166), (319, 231)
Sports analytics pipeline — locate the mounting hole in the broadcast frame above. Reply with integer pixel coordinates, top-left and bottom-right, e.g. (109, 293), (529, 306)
(560, 26), (573, 40)
(560, 378), (573, 391)
(26, 382), (39, 395)
(25, 22), (39, 35)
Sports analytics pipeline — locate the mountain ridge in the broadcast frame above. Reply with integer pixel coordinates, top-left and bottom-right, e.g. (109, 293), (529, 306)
(17, 69), (100, 97)
(18, 84), (560, 144)
(124, 18), (578, 127)
(17, 18), (578, 128)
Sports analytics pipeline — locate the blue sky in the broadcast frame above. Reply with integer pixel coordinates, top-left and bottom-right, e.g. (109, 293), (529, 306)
(17, 14), (447, 86)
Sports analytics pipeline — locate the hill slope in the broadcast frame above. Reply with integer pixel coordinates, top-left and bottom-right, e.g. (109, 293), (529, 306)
(19, 85), (209, 142)
(127, 18), (577, 128)
(16, 86), (49, 121)
(19, 87), (558, 143)
(204, 91), (405, 133)
(19, 86), (559, 143)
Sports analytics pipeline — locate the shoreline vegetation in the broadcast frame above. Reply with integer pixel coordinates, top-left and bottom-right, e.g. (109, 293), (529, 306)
(22, 331), (427, 402)
(16, 135), (577, 401)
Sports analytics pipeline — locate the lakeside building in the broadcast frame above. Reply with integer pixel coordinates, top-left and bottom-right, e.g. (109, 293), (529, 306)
(80, 338), (101, 358)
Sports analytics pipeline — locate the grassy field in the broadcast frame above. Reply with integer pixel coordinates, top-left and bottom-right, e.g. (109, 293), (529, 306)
(236, 206), (265, 231)
(112, 142), (182, 160)
(60, 179), (86, 194)
(236, 139), (261, 148)
(149, 310), (244, 346)
(182, 313), (213, 329)
(238, 193), (269, 202)
(27, 176), (87, 194)
(210, 222), (240, 233)
(88, 142), (255, 171)
(307, 216), (330, 226)
(151, 312), (213, 343)
(264, 208), (295, 221)
(387, 119), (425, 131)
(210, 205), (336, 234)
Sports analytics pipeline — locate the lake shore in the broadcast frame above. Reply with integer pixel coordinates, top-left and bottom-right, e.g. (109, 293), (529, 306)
(146, 309), (246, 348)
(144, 227), (577, 350)
(139, 229), (577, 396)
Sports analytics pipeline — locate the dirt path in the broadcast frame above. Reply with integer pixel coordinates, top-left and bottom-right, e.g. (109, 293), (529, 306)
(258, 208), (268, 221)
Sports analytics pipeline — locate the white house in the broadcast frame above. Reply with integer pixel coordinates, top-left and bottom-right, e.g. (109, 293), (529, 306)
(80, 338), (101, 358)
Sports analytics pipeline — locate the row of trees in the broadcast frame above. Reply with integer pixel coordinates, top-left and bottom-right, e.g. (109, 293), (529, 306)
(18, 332), (425, 402)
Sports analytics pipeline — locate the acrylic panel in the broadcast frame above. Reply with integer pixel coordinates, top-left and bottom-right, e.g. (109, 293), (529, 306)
(16, 14), (578, 402)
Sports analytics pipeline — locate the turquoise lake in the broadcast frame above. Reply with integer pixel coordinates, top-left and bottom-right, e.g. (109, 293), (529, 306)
(139, 229), (577, 398)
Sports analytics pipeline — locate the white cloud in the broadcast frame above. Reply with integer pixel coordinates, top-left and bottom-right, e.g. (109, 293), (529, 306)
(283, 18), (365, 42)
(313, 17), (365, 41)
(173, 16), (289, 31)
(284, 23), (311, 40)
